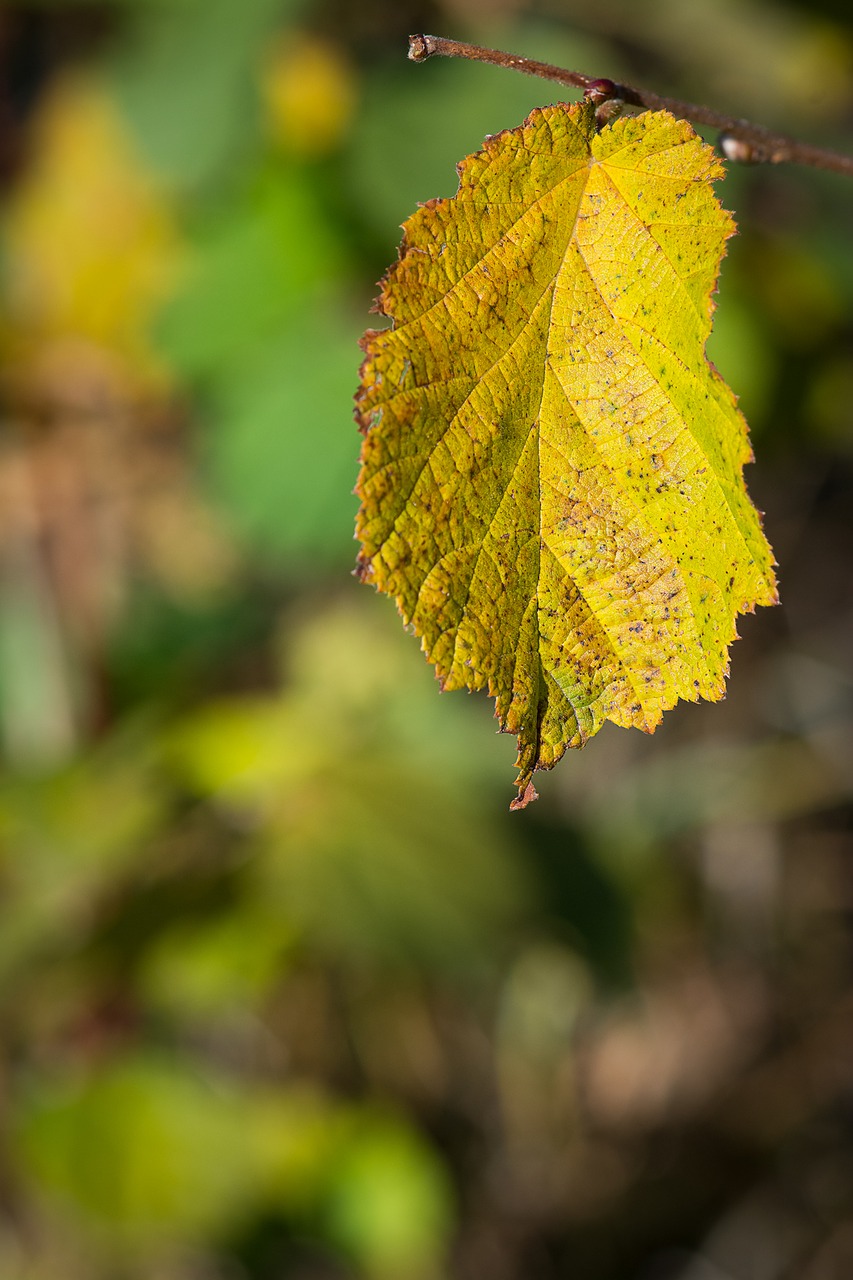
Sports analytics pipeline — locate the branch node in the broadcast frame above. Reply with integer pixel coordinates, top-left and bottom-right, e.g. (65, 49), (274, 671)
(585, 77), (617, 105)
(719, 133), (757, 165)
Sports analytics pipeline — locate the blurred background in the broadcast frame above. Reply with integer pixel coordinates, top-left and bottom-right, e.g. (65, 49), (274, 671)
(0, 0), (851, 1277)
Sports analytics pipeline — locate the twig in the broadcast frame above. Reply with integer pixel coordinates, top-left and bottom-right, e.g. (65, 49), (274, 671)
(408, 34), (853, 179)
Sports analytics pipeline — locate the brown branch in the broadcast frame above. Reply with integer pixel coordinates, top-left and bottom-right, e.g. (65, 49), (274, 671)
(408, 34), (853, 179)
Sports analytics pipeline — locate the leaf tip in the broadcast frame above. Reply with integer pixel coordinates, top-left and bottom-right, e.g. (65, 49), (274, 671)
(510, 779), (539, 812)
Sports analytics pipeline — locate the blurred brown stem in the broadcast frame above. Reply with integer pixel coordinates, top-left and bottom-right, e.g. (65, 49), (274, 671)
(408, 34), (853, 179)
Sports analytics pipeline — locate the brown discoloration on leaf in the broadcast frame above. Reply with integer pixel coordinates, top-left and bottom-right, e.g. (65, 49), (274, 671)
(355, 101), (777, 809)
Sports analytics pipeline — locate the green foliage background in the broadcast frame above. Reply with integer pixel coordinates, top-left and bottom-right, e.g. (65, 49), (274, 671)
(0, 1), (851, 1277)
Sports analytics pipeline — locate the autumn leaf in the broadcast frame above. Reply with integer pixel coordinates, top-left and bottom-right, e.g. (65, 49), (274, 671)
(355, 100), (777, 809)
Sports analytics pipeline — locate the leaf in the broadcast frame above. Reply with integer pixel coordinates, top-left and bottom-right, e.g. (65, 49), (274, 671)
(354, 100), (777, 809)
(3, 76), (180, 374)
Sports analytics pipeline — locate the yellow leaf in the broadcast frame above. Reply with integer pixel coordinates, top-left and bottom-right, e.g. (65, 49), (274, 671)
(355, 101), (777, 809)
(2, 75), (180, 378)
(261, 34), (358, 157)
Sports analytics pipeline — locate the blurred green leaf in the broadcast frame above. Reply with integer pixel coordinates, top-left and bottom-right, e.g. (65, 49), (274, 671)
(323, 1119), (453, 1279)
(203, 297), (362, 568)
(154, 166), (350, 381)
(140, 902), (297, 1016)
(0, 744), (166, 979)
(166, 596), (529, 974)
(17, 1056), (255, 1241)
(110, 0), (306, 189)
(18, 1059), (453, 1274)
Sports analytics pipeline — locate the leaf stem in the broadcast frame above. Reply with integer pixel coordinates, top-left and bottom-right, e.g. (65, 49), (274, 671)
(408, 34), (853, 179)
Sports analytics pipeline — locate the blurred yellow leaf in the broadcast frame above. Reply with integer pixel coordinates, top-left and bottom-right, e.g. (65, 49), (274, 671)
(3, 75), (181, 378)
(261, 33), (358, 156)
